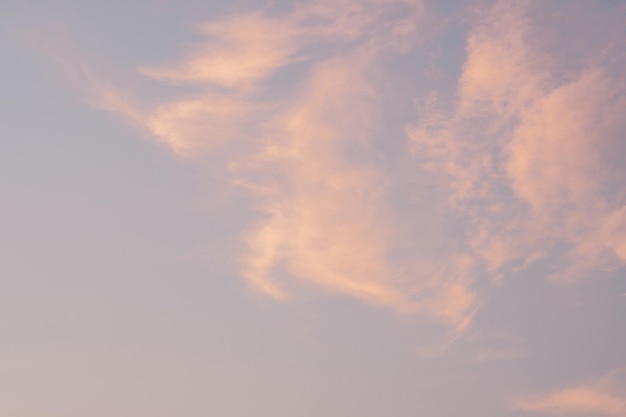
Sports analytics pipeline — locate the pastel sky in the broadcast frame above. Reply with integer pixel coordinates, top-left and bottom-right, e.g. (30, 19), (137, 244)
(2, 0), (626, 416)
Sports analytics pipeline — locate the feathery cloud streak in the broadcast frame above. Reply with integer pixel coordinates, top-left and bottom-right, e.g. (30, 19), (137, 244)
(514, 369), (626, 417)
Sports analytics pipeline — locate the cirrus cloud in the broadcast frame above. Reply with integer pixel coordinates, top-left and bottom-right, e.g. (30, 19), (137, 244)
(36, 0), (626, 334)
(514, 369), (626, 417)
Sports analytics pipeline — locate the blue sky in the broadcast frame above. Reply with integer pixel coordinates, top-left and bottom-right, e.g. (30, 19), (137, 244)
(1, 1), (626, 416)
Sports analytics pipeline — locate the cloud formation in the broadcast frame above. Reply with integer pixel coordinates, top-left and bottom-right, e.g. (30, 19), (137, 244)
(40, 0), (626, 332)
(514, 369), (626, 417)
(136, 0), (479, 328)
(408, 0), (626, 283)
(140, 13), (297, 88)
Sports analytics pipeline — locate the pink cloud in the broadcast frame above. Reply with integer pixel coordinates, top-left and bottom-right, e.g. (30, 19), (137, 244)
(407, 0), (626, 284)
(514, 369), (626, 417)
(116, 0), (479, 327)
(36, 0), (626, 332)
(140, 13), (298, 89)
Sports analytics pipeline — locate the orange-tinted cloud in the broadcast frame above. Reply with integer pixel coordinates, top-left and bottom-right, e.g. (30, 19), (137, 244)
(118, 0), (479, 328)
(37, 0), (626, 332)
(514, 369), (626, 417)
(408, 0), (626, 284)
(238, 51), (476, 328)
(140, 13), (297, 89)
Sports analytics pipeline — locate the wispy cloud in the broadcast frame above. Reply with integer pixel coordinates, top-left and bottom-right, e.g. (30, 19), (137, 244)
(88, 0), (480, 328)
(238, 51), (477, 328)
(139, 12), (298, 89)
(35, 0), (626, 333)
(514, 369), (626, 417)
(407, 0), (626, 284)
(229, 1), (478, 328)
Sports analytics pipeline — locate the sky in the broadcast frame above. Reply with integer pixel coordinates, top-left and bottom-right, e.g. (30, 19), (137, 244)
(1, 0), (626, 416)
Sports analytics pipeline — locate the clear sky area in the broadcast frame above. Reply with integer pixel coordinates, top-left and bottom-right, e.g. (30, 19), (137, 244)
(1, 1), (625, 416)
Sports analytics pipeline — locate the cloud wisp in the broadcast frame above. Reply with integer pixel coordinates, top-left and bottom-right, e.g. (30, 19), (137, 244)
(140, 0), (477, 329)
(514, 369), (626, 417)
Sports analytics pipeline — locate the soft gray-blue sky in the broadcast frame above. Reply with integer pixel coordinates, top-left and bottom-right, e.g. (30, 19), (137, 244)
(1, 1), (625, 416)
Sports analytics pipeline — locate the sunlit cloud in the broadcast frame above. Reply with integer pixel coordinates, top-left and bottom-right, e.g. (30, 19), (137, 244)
(136, 0), (478, 328)
(514, 369), (626, 417)
(35, 0), (626, 333)
(139, 13), (297, 89)
(407, 0), (626, 285)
